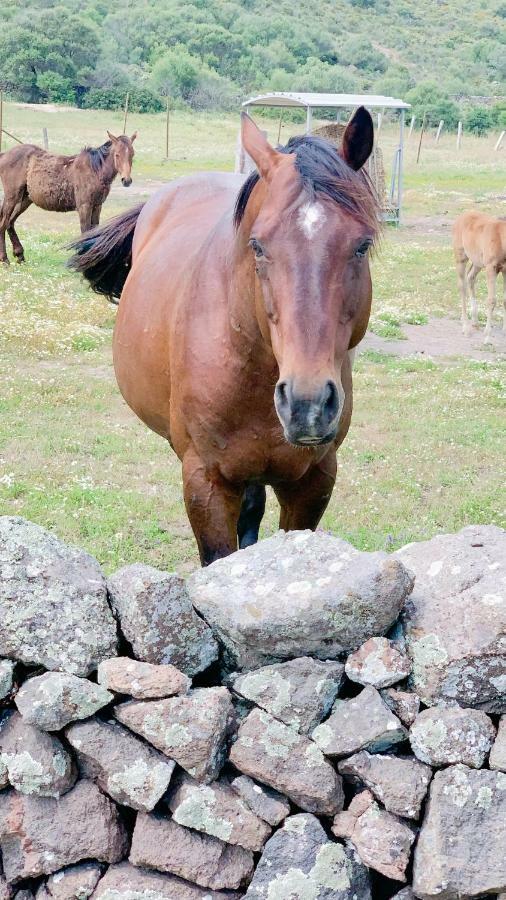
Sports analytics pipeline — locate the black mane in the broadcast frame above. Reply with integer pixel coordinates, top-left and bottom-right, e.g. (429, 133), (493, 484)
(84, 140), (112, 173)
(234, 134), (379, 234)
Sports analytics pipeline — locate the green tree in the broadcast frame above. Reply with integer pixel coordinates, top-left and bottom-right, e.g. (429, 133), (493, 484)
(465, 107), (494, 135)
(406, 82), (461, 128)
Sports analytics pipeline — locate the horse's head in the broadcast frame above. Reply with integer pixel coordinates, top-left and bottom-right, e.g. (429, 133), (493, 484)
(235, 109), (378, 447)
(107, 131), (137, 186)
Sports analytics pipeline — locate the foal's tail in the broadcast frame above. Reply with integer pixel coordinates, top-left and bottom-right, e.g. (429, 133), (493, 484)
(67, 203), (144, 302)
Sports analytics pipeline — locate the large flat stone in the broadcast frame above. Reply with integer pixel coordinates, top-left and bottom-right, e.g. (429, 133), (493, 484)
(0, 712), (77, 798)
(312, 686), (408, 758)
(409, 707), (496, 768)
(345, 637), (411, 688)
(15, 673), (113, 732)
(97, 657), (190, 699)
(188, 530), (414, 669)
(91, 862), (242, 899)
(338, 751), (432, 819)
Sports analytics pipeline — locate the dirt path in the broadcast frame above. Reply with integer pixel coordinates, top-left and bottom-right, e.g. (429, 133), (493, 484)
(361, 316), (506, 362)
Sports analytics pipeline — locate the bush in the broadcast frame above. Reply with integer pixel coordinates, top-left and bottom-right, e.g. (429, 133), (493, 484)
(406, 82), (461, 128)
(465, 107), (494, 135)
(341, 37), (388, 73)
(81, 87), (163, 113)
(491, 101), (506, 129)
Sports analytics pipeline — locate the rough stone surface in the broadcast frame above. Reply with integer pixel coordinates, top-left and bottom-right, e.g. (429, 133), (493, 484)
(244, 812), (371, 899)
(189, 530), (414, 670)
(114, 688), (234, 783)
(41, 863), (103, 899)
(107, 564), (218, 677)
(15, 674), (113, 732)
(66, 717), (175, 811)
(0, 517), (117, 676)
(167, 773), (272, 851)
(232, 657), (344, 733)
(0, 712), (77, 798)
(312, 686), (408, 758)
(92, 862), (242, 899)
(398, 525), (506, 712)
(338, 751), (432, 819)
(0, 878), (11, 900)
(0, 663), (15, 702)
(0, 759), (8, 790)
(97, 657), (190, 699)
(345, 637), (411, 688)
(130, 812), (254, 890)
(409, 707), (496, 768)
(380, 689), (420, 727)
(413, 765), (506, 898)
(490, 716), (506, 771)
(0, 780), (128, 882)
(228, 775), (290, 826)
(333, 792), (415, 882)
(229, 708), (344, 816)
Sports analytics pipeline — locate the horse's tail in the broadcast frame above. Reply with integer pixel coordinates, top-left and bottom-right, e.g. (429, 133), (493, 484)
(67, 203), (144, 302)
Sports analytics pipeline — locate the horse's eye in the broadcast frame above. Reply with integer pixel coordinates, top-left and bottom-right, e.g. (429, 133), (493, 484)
(355, 239), (372, 258)
(249, 238), (264, 258)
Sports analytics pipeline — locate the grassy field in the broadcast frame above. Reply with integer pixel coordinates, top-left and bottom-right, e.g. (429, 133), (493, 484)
(0, 102), (505, 573)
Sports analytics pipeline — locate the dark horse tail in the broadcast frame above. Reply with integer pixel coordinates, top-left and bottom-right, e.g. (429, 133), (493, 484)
(67, 204), (144, 303)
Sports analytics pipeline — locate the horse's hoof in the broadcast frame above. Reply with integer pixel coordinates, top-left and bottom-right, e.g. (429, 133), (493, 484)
(1, 259), (10, 267)
(15, 256), (25, 265)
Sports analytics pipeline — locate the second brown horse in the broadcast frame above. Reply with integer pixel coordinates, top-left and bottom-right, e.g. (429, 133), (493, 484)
(70, 109), (378, 565)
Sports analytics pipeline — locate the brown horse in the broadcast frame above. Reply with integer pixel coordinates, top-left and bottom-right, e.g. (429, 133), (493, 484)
(70, 109), (378, 565)
(0, 131), (136, 264)
(453, 209), (506, 342)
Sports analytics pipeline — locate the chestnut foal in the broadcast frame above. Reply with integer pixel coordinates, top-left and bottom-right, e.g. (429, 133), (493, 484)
(453, 209), (506, 341)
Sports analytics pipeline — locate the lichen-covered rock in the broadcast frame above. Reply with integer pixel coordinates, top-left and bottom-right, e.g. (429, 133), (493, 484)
(338, 751), (432, 819)
(167, 773), (272, 852)
(380, 688), (420, 727)
(232, 657), (344, 733)
(188, 530), (414, 670)
(39, 863), (103, 899)
(490, 716), (506, 771)
(130, 812), (254, 890)
(0, 757), (9, 789)
(0, 876), (12, 900)
(107, 564), (218, 677)
(91, 862), (242, 899)
(312, 686), (408, 758)
(114, 688), (234, 783)
(0, 712), (77, 798)
(345, 637), (411, 688)
(97, 657), (190, 699)
(413, 765), (506, 898)
(65, 717), (175, 812)
(0, 780), (128, 882)
(409, 707), (496, 768)
(244, 813), (371, 899)
(15, 673), (113, 732)
(0, 517), (117, 676)
(333, 791), (415, 882)
(398, 525), (506, 712)
(0, 662), (15, 702)
(228, 775), (290, 826)
(229, 708), (343, 816)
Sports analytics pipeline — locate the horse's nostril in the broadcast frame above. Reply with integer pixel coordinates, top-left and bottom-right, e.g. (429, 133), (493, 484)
(323, 380), (339, 419)
(275, 381), (289, 409)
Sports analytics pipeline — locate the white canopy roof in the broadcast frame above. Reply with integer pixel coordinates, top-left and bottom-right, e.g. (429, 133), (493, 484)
(242, 91), (410, 110)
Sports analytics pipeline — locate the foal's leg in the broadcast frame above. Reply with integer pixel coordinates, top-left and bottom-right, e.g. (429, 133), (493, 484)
(91, 204), (102, 228)
(502, 269), (506, 332)
(7, 195), (32, 263)
(237, 484), (266, 549)
(0, 198), (14, 265)
(182, 448), (243, 565)
(467, 263), (481, 328)
(456, 256), (471, 334)
(273, 451), (337, 532)
(483, 264), (497, 343)
(78, 203), (93, 233)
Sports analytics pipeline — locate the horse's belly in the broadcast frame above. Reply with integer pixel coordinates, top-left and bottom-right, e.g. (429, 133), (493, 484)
(27, 165), (75, 212)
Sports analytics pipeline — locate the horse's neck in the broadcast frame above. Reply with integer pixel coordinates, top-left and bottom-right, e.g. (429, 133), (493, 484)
(99, 150), (117, 185)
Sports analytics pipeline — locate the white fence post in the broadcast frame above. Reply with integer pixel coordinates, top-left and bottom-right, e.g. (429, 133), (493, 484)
(457, 121), (463, 150)
(435, 120), (444, 142)
(495, 130), (505, 151)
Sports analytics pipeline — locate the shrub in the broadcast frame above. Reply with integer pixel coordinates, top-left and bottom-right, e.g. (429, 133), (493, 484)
(406, 82), (460, 128)
(465, 107), (494, 135)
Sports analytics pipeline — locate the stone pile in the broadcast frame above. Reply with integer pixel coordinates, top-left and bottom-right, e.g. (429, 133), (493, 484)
(0, 516), (505, 899)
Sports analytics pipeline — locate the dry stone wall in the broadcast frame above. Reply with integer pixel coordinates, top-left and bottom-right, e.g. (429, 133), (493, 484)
(0, 516), (505, 899)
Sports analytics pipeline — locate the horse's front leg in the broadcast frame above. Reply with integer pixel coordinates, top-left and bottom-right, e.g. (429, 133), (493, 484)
(78, 203), (93, 234)
(182, 447), (243, 565)
(273, 450), (337, 532)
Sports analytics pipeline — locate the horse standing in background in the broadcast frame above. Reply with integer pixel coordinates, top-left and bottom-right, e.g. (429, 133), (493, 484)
(0, 131), (136, 264)
(453, 210), (506, 341)
(70, 109), (378, 566)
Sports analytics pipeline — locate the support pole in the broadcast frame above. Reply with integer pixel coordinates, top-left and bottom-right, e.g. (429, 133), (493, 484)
(123, 92), (129, 134)
(1, 127), (23, 145)
(416, 113), (426, 164)
(305, 106), (312, 135)
(398, 108), (405, 226)
(165, 97), (170, 159)
(277, 110), (284, 144)
(457, 121), (463, 150)
(43, 127), (48, 150)
(435, 120), (444, 142)
(495, 130), (505, 151)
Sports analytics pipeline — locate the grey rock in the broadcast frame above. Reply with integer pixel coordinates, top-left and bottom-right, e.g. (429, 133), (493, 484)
(114, 687), (234, 783)
(228, 775), (290, 826)
(97, 657), (190, 699)
(0, 712), (77, 798)
(338, 751), (432, 819)
(229, 707), (344, 816)
(398, 525), (506, 712)
(66, 717), (175, 812)
(232, 657), (343, 734)
(410, 706), (496, 768)
(167, 773), (271, 851)
(0, 780), (128, 882)
(0, 663), (15, 702)
(413, 765), (506, 898)
(0, 877), (12, 900)
(391, 891), (415, 900)
(0, 517), (117, 676)
(15, 673), (113, 731)
(333, 791), (415, 882)
(130, 812), (254, 890)
(0, 758), (8, 790)
(490, 716), (506, 771)
(244, 812), (371, 899)
(91, 862), (242, 899)
(345, 637), (411, 688)
(188, 530), (414, 670)
(380, 688), (420, 727)
(13, 893), (33, 900)
(39, 863), (103, 900)
(312, 686), (408, 758)
(107, 564), (217, 677)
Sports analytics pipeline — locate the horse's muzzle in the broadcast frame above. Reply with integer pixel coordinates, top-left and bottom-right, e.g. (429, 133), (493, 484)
(121, 178), (132, 187)
(274, 379), (340, 446)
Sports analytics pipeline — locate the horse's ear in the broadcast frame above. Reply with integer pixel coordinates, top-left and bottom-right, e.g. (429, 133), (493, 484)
(130, 131), (138, 143)
(241, 112), (279, 180)
(107, 131), (119, 143)
(340, 106), (374, 171)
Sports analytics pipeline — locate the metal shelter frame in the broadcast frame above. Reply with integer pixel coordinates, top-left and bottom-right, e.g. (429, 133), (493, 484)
(241, 92), (410, 225)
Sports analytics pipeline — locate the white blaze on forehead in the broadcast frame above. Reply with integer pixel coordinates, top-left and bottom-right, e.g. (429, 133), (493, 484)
(298, 201), (326, 239)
